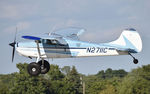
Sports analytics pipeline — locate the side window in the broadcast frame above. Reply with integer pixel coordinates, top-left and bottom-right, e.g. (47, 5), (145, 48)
(42, 39), (67, 46)
(46, 40), (53, 44)
(51, 40), (58, 44)
(42, 39), (59, 45)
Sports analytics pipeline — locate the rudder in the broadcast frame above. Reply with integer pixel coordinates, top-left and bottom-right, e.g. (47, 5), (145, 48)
(110, 28), (142, 53)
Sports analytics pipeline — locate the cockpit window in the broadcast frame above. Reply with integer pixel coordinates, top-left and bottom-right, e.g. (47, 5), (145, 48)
(42, 39), (67, 46)
(42, 39), (59, 45)
(46, 40), (53, 44)
(51, 40), (58, 44)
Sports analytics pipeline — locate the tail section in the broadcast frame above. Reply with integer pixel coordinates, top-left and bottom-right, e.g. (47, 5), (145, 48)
(110, 28), (142, 53)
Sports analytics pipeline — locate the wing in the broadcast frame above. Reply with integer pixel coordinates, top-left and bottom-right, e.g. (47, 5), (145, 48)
(22, 35), (68, 46)
(51, 27), (85, 40)
(22, 35), (56, 40)
(22, 36), (41, 40)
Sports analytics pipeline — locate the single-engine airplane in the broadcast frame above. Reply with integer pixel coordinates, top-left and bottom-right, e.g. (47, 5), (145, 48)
(9, 27), (142, 76)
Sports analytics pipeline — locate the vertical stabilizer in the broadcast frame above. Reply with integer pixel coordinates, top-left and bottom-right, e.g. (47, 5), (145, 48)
(110, 28), (142, 53)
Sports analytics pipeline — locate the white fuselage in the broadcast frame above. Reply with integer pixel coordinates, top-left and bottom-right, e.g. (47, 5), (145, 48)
(16, 39), (128, 59)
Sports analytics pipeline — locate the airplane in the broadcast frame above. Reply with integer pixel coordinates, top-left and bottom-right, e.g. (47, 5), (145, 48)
(9, 27), (142, 76)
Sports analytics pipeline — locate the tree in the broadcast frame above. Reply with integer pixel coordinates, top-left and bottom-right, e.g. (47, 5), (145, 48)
(65, 66), (82, 94)
(86, 81), (107, 94)
(46, 65), (82, 94)
(112, 69), (127, 78)
(46, 64), (65, 94)
(0, 81), (8, 94)
(99, 85), (116, 94)
(9, 63), (50, 94)
(3, 62), (150, 94)
(117, 64), (150, 94)
(47, 64), (64, 80)
(0, 73), (15, 94)
(96, 68), (127, 79)
(96, 70), (105, 79)
(61, 66), (71, 75)
(105, 68), (113, 78)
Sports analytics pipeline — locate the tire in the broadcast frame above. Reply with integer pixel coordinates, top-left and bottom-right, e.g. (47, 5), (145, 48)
(27, 62), (41, 76)
(38, 60), (50, 74)
(133, 59), (138, 64)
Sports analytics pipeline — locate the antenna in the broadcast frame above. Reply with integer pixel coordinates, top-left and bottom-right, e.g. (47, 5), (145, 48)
(49, 25), (57, 36)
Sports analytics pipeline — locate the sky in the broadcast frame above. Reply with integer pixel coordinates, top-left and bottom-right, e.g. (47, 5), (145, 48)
(0, 0), (150, 75)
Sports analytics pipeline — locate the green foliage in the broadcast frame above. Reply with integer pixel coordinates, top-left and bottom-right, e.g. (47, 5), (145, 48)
(0, 73), (15, 94)
(66, 66), (82, 94)
(45, 65), (82, 94)
(99, 85), (116, 94)
(87, 81), (106, 94)
(85, 75), (121, 94)
(96, 68), (127, 79)
(61, 66), (71, 75)
(117, 64), (150, 94)
(47, 64), (65, 80)
(9, 63), (50, 94)
(1, 63), (150, 94)
(0, 82), (8, 94)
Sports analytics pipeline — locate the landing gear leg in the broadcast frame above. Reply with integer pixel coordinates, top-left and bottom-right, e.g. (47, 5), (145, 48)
(38, 60), (50, 74)
(128, 52), (138, 64)
(27, 40), (50, 76)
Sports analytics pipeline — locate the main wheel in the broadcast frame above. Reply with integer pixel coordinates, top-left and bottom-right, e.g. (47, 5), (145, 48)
(38, 60), (50, 74)
(27, 62), (41, 76)
(133, 59), (138, 64)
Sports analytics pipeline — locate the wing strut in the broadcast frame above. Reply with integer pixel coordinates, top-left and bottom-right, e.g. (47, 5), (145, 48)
(35, 40), (45, 69)
(35, 40), (41, 63)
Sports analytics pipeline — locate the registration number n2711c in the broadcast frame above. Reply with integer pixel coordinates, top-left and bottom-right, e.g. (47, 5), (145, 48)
(86, 47), (107, 53)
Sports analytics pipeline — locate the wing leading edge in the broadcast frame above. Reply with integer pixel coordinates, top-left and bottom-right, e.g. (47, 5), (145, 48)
(22, 36), (41, 40)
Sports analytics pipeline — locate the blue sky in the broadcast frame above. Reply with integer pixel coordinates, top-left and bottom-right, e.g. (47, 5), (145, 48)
(0, 0), (149, 75)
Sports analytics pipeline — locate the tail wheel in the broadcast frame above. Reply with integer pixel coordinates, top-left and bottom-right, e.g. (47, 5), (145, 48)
(133, 59), (138, 64)
(27, 62), (41, 76)
(128, 52), (139, 64)
(38, 60), (50, 74)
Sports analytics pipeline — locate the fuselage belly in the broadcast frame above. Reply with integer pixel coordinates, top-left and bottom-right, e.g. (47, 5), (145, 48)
(16, 41), (126, 58)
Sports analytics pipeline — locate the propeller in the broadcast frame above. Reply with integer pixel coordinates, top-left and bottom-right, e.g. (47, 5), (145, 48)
(9, 28), (17, 62)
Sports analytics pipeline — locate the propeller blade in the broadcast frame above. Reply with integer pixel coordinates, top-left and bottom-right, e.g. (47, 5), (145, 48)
(12, 45), (15, 62)
(9, 42), (16, 63)
(9, 27), (17, 63)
